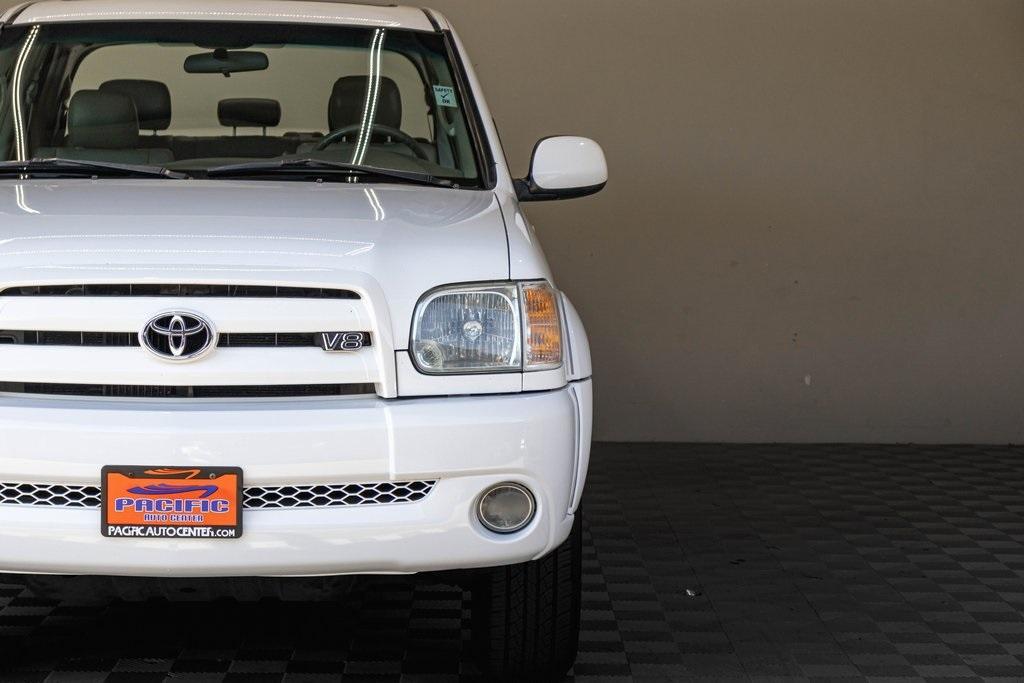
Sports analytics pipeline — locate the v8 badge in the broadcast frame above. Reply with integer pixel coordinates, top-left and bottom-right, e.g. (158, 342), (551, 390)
(318, 332), (369, 352)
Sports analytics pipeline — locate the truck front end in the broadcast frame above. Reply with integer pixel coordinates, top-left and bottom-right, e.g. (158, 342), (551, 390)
(0, 3), (604, 677)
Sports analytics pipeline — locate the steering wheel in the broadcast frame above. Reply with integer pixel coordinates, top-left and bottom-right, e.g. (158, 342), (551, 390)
(315, 123), (429, 161)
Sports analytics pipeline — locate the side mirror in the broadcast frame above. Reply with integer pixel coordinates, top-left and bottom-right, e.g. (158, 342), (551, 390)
(515, 136), (607, 202)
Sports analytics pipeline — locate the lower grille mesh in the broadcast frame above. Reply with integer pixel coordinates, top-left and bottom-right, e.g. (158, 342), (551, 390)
(245, 481), (435, 509)
(0, 481), (436, 510)
(0, 483), (101, 508)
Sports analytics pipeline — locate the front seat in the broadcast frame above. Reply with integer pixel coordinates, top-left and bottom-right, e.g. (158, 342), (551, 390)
(99, 79), (172, 136)
(314, 76), (436, 162)
(35, 90), (174, 165)
(329, 75), (404, 133)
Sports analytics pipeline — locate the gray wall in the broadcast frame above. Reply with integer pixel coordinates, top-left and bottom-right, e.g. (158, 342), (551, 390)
(6, 1), (1024, 442)
(426, 0), (1024, 443)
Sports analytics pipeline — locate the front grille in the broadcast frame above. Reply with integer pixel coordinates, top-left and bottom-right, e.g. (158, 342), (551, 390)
(245, 481), (436, 509)
(0, 383), (376, 398)
(0, 483), (101, 508)
(0, 331), (371, 349)
(0, 481), (436, 510)
(0, 284), (359, 299)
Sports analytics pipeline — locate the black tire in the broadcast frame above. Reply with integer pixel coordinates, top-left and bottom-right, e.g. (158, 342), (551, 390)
(471, 507), (583, 681)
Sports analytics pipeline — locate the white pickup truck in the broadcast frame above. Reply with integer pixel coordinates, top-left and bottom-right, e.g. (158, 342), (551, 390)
(0, 0), (604, 677)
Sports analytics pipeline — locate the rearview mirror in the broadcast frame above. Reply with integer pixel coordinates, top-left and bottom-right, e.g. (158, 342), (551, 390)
(184, 49), (269, 77)
(515, 136), (607, 202)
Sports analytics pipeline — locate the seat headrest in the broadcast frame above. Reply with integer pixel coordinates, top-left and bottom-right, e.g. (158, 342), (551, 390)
(329, 76), (402, 131)
(218, 98), (281, 129)
(99, 79), (171, 132)
(67, 90), (139, 149)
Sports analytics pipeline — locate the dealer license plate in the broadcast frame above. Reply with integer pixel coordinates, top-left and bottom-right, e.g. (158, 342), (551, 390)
(101, 466), (243, 539)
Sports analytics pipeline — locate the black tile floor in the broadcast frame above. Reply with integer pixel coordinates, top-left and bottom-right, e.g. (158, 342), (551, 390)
(3, 443), (1024, 681)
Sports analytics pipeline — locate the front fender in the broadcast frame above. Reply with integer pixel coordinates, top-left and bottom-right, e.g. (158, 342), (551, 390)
(561, 294), (592, 381)
(561, 293), (592, 514)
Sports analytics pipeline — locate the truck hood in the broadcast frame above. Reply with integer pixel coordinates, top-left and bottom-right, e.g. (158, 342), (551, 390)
(0, 179), (509, 344)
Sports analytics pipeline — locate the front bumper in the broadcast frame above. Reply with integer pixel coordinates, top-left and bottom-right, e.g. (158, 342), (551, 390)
(0, 381), (591, 577)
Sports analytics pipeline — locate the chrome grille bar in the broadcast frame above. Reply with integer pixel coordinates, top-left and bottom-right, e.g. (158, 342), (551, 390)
(0, 284), (359, 299)
(0, 382), (376, 398)
(0, 331), (371, 348)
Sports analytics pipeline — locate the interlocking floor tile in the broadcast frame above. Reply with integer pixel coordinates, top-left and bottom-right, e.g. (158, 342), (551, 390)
(2, 444), (1024, 680)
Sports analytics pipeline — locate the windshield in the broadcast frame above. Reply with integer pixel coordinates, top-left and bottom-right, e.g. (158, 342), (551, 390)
(0, 21), (483, 184)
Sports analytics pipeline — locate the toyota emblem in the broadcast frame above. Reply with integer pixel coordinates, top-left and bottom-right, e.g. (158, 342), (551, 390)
(140, 311), (217, 362)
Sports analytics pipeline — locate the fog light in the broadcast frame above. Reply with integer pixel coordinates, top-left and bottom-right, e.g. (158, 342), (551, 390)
(478, 483), (535, 534)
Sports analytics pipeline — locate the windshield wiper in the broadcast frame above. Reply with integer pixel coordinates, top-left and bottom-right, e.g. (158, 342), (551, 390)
(0, 158), (187, 179)
(206, 158), (455, 188)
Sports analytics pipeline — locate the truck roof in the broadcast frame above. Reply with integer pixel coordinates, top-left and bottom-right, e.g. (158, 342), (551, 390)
(4, 0), (441, 31)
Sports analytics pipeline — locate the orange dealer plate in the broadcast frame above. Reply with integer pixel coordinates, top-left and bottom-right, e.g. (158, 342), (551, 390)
(101, 466), (243, 539)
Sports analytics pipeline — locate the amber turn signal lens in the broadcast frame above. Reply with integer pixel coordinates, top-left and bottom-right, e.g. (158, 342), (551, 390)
(522, 282), (562, 370)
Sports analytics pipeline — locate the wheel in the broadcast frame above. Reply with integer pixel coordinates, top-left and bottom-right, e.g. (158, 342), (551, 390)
(471, 507), (583, 680)
(314, 123), (429, 159)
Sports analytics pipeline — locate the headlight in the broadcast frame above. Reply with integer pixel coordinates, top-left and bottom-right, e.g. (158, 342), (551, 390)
(411, 281), (563, 374)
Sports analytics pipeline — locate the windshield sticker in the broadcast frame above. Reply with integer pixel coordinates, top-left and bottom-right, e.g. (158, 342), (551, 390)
(433, 85), (457, 108)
